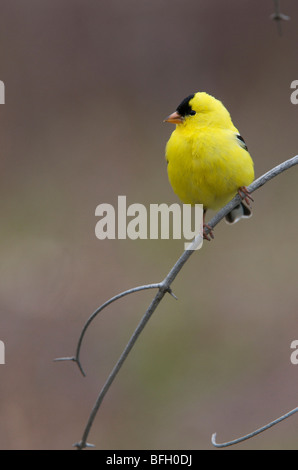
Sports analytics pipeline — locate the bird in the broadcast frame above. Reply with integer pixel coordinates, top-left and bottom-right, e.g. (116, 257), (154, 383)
(164, 92), (254, 240)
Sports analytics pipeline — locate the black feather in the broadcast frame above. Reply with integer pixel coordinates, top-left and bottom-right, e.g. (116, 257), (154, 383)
(176, 94), (195, 117)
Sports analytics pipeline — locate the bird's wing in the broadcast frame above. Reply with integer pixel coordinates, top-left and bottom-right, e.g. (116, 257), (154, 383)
(236, 134), (248, 151)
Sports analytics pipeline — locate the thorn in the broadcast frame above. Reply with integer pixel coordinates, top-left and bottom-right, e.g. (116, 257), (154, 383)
(167, 288), (178, 300)
(73, 441), (95, 450)
(270, 0), (290, 36)
(270, 12), (290, 21)
(53, 356), (86, 377)
(53, 356), (76, 362)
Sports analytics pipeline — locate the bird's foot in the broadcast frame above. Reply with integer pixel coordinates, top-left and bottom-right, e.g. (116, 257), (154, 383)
(238, 186), (254, 206)
(203, 224), (214, 241)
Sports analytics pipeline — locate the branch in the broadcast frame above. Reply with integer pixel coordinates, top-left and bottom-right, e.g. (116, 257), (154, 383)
(58, 155), (298, 449)
(54, 283), (164, 376)
(212, 407), (298, 448)
(270, 0), (290, 36)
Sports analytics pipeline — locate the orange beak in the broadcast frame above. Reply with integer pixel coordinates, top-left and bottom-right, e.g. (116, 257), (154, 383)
(163, 111), (184, 124)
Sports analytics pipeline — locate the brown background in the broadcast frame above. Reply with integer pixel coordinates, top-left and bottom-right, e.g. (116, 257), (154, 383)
(0, 0), (298, 450)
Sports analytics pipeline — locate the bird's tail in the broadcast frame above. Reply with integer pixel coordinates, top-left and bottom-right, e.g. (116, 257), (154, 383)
(225, 202), (252, 224)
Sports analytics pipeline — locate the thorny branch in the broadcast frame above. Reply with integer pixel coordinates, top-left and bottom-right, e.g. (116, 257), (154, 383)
(270, 0), (290, 35)
(56, 155), (298, 449)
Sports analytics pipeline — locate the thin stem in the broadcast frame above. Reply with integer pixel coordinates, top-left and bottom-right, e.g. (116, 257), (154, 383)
(74, 287), (168, 449)
(212, 407), (298, 448)
(74, 283), (161, 375)
(270, 0), (290, 35)
(55, 283), (161, 376)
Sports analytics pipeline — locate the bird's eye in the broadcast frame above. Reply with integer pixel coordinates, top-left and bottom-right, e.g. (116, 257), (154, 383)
(189, 110), (196, 116)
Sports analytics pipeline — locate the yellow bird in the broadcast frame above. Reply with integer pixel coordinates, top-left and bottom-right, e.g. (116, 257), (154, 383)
(164, 92), (254, 239)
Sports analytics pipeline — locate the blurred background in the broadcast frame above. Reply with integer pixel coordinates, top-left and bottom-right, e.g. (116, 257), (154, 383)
(0, 0), (298, 450)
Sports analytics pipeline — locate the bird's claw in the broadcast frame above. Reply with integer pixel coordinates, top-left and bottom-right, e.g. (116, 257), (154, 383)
(238, 186), (254, 206)
(203, 224), (214, 241)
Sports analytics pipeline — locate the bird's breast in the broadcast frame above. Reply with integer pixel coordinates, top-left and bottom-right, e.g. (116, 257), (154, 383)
(165, 129), (254, 210)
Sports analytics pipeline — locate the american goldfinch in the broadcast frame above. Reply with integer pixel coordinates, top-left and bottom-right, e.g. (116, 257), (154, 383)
(164, 92), (254, 239)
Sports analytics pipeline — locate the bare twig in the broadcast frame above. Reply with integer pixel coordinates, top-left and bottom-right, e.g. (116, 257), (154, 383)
(270, 0), (290, 35)
(55, 283), (162, 376)
(212, 407), (298, 448)
(59, 155), (298, 449)
(72, 285), (171, 450)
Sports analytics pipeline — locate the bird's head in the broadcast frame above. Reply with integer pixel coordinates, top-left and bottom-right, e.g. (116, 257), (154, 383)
(164, 92), (231, 128)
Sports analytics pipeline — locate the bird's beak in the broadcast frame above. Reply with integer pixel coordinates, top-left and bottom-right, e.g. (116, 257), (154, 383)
(163, 111), (184, 124)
